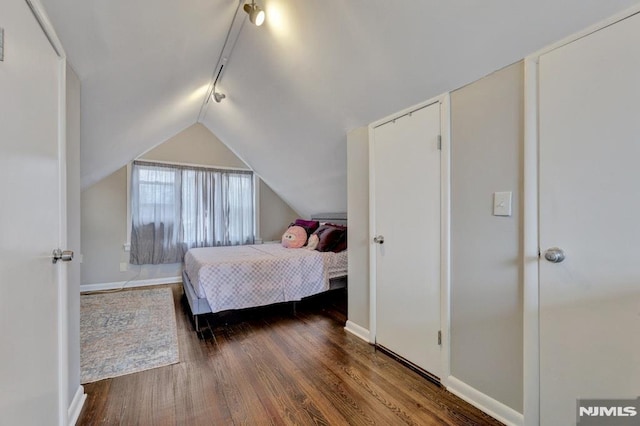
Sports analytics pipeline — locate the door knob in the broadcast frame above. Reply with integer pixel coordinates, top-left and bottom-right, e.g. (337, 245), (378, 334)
(373, 235), (385, 244)
(52, 249), (74, 264)
(544, 247), (565, 263)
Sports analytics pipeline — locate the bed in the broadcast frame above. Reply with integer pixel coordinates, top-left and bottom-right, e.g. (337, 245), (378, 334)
(182, 213), (347, 330)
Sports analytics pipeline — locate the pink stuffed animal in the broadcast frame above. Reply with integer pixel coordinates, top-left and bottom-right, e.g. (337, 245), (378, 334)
(281, 225), (307, 248)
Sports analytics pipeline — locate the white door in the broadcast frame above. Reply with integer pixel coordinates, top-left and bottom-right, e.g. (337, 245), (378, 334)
(372, 102), (442, 378)
(0, 1), (67, 424)
(538, 12), (640, 425)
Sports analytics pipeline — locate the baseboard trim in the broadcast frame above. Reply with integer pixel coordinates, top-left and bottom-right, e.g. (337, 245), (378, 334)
(80, 276), (182, 293)
(344, 320), (370, 342)
(67, 385), (86, 426)
(446, 376), (524, 426)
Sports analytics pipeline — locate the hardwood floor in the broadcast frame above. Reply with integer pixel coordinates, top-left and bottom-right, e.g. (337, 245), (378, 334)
(78, 285), (502, 425)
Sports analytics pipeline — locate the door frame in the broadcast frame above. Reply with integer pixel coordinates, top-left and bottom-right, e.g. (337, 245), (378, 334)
(522, 4), (640, 425)
(25, 1), (70, 424)
(367, 93), (451, 386)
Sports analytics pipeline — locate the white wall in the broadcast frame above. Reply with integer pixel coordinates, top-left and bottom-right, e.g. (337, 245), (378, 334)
(259, 180), (300, 242)
(141, 123), (248, 168)
(66, 64), (82, 407)
(81, 166), (157, 285)
(81, 124), (299, 286)
(449, 62), (524, 412)
(346, 127), (370, 332)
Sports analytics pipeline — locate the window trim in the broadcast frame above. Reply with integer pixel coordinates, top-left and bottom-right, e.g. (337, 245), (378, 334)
(125, 159), (260, 251)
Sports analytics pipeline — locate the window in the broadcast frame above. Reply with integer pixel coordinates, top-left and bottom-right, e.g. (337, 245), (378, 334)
(137, 167), (178, 226)
(130, 161), (255, 264)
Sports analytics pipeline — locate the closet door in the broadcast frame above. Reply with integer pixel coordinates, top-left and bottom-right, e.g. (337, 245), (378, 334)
(538, 12), (640, 424)
(372, 102), (441, 378)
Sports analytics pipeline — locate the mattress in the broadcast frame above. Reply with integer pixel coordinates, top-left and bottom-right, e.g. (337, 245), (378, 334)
(183, 244), (347, 313)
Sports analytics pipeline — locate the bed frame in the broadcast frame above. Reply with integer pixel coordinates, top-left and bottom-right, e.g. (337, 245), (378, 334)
(182, 213), (347, 331)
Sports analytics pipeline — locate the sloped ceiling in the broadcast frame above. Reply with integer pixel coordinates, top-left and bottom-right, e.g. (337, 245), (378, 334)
(42, 0), (638, 217)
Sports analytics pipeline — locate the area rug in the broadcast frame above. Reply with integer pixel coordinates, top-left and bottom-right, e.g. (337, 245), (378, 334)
(80, 287), (179, 383)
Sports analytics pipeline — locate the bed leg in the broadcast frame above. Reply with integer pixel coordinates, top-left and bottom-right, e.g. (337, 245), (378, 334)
(292, 301), (297, 316)
(194, 315), (200, 332)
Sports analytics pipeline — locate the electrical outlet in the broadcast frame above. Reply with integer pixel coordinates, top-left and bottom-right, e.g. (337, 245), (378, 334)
(119, 262), (128, 272)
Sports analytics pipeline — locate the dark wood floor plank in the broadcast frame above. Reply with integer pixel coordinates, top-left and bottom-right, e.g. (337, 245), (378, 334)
(301, 311), (499, 426)
(297, 310), (500, 425)
(264, 312), (443, 424)
(173, 291), (235, 424)
(79, 380), (110, 424)
(78, 284), (503, 426)
(210, 323), (280, 424)
(286, 314), (452, 425)
(172, 359), (232, 425)
(234, 321), (335, 425)
(247, 320), (363, 426)
(262, 312), (444, 425)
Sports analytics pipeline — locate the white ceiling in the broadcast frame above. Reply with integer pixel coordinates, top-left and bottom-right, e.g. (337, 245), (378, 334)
(42, 0), (639, 217)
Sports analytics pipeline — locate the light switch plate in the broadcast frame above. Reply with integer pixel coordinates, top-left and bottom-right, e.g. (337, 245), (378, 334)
(493, 191), (512, 216)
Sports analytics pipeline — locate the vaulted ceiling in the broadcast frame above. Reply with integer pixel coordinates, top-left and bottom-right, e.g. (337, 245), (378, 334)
(41, 0), (638, 217)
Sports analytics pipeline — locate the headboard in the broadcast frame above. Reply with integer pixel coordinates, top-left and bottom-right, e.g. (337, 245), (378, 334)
(311, 212), (347, 226)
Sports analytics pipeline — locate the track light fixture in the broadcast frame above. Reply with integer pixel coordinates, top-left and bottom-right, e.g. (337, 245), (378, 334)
(243, 0), (265, 26)
(213, 91), (226, 103)
(199, 0), (265, 116)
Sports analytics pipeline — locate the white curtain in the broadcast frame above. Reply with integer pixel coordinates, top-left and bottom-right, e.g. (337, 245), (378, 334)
(130, 161), (255, 264)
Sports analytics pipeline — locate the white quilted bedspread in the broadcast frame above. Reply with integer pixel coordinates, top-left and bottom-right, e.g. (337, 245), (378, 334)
(184, 244), (347, 313)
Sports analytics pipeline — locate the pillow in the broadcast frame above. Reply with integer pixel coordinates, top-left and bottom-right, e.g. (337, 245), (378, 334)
(281, 225), (307, 248)
(312, 224), (347, 252)
(331, 230), (348, 253)
(290, 218), (320, 238)
(326, 223), (347, 252)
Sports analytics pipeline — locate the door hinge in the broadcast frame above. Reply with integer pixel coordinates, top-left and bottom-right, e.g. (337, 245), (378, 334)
(437, 135), (442, 150)
(438, 330), (442, 346)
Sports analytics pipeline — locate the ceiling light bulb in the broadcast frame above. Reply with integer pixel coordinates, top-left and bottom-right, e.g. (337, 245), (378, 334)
(254, 8), (265, 26)
(243, 2), (265, 26)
